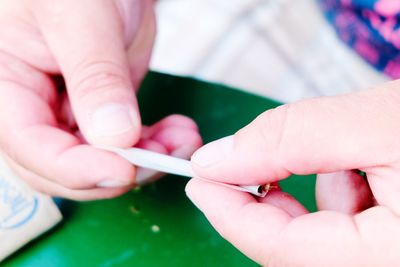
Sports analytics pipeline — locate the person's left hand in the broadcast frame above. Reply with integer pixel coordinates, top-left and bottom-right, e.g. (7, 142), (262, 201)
(0, 0), (202, 200)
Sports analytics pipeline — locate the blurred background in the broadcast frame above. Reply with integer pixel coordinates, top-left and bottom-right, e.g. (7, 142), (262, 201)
(150, 0), (388, 103)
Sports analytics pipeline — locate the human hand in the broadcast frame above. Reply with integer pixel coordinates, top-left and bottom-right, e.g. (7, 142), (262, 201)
(186, 80), (400, 266)
(0, 0), (202, 200)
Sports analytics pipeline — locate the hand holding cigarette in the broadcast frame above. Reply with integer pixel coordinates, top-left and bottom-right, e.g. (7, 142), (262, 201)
(0, 0), (201, 200)
(97, 146), (270, 197)
(187, 84), (400, 267)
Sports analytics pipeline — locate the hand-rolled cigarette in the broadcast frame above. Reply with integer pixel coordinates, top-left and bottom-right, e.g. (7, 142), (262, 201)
(96, 146), (270, 197)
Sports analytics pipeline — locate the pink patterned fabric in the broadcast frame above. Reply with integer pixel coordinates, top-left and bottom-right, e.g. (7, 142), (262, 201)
(320, 0), (400, 79)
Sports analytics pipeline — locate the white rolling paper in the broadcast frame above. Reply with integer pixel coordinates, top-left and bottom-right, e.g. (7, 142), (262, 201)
(97, 146), (268, 197)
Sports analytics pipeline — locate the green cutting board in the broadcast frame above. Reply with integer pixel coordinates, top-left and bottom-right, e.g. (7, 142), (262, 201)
(4, 72), (316, 267)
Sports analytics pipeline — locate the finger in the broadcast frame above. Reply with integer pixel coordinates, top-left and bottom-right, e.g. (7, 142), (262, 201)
(126, 0), (156, 88)
(142, 114), (202, 155)
(0, 51), (57, 107)
(152, 127), (202, 153)
(186, 178), (294, 265)
(185, 179), (307, 259)
(135, 139), (167, 185)
(191, 82), (400, 185)
(259, 189), (309, 217)
(186, 179), (399, 267)
(33, 0), (141, 147)
(4, 154), (131, 200)
(57, 91), (77, 131)
(141, 114), (199, 139)
(316, 171), (373, 214)
(0, 82), (135, 190)
(135, 116), (202, 185)
(0, 2), (59, 73)
(115, 0), (146, 46)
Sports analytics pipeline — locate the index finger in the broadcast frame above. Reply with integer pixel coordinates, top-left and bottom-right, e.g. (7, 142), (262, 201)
(0, 79), (135, 190)
(191, 81), (400, 185)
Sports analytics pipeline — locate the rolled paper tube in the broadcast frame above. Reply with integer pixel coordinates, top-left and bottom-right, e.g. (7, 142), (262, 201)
(96, 146), (269, 197)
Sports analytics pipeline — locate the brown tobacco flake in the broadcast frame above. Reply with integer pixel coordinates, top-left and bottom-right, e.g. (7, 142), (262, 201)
(129, 205), (140, 215)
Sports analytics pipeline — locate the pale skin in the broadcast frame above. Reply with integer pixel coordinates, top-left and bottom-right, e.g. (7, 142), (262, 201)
(188, 81), (400, 266)
(0, 0), (202, 200)
(2, 0), (399, 266)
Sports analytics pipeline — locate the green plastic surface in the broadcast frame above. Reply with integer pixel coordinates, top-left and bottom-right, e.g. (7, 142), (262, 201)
(4, 72), (316, 267)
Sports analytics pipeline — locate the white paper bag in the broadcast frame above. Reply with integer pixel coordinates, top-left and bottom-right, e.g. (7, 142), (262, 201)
(0, 154), (62, 261)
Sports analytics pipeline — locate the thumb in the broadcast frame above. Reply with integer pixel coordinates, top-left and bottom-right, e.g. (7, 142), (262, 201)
(191, 81), (400, 185)
(34, 0), (141, 147)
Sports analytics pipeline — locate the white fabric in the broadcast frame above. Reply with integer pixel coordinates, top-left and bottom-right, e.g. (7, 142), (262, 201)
(151, 0), (389, 102)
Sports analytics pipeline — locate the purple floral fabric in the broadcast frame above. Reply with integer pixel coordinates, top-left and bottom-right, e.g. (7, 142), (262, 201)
(319, 0), (400, 79)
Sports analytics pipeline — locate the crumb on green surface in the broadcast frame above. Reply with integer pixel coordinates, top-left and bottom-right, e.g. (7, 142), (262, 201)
(132, 186), (141, 192)
(130, 205), (140, 215)
(151, 225), (160, 233)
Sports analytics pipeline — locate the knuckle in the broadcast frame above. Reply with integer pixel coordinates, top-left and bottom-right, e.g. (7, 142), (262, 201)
(69, 60), (130, 101)
(254, 104), (292, 154)
(159, 114), (199, 131)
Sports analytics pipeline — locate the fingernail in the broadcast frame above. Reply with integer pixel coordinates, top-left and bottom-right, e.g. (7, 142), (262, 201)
(191, 136), (234, 167)
(97, 179), (132, 188)
(90, 103), (138, 137)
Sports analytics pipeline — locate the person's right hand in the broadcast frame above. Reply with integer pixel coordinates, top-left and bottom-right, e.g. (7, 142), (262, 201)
(0, 0), (202, 200)
(187, 79), (400, 266)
